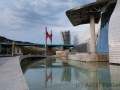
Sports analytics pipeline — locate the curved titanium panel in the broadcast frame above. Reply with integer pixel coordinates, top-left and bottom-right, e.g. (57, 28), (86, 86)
(109, 0), (120, 63)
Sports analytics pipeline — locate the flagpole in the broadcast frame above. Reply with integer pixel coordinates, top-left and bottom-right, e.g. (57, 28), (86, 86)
(45, 27), (47, 56)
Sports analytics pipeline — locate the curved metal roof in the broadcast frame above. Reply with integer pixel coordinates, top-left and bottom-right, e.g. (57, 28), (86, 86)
(66, 0), (111, 26)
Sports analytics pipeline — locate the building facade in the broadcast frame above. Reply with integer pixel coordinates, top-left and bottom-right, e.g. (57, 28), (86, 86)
(66, 0), (119, 63)
(60, 31), (71, 44)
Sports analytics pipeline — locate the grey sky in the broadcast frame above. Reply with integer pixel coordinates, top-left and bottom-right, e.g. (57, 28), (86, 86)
(0, 0), (96, 44)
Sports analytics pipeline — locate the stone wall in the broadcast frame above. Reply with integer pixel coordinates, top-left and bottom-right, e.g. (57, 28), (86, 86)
(68, 54), (108, 62)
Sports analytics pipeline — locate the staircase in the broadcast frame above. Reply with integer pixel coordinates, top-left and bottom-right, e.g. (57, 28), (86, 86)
(56, 49), (69, 58)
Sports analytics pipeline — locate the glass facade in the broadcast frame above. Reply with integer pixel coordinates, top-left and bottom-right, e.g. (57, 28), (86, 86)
(61, 31), (71, 44)
(96, 10), (113, 54)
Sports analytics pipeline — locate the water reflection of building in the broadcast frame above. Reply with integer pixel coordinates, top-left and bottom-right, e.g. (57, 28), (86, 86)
(21, 59), (45, 74)
(56, 57), (68, 63)
(23, 58), (80, 90)
(44, 58), (72, 87)
(68, 60), (111, 90)
(45, 58), (53, 66)
(56, 55), (69, 83)
(97, 69), (111, 90)
(110, 65), (120, 90)
(61, 63), (71, 83)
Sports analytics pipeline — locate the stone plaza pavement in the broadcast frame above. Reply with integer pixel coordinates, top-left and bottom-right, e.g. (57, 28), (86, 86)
(0, 56), (29, 90)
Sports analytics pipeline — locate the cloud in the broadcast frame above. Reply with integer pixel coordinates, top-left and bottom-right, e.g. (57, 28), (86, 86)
(0, 0), (96, 44)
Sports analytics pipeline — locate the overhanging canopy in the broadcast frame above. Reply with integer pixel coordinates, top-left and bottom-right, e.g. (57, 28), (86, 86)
(66, 0), (111, 26)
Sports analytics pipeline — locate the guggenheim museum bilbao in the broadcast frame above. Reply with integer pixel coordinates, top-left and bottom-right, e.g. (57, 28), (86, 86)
(66, 0), (120, 64)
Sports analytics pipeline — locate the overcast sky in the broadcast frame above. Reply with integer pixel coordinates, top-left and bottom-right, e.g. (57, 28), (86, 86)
(0, 0), (96, 44)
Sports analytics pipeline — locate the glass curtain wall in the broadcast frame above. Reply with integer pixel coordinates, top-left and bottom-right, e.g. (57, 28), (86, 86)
(96, 9), (113, 54)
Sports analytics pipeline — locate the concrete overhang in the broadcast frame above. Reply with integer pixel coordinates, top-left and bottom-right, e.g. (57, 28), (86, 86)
(66, 0), (111, 26)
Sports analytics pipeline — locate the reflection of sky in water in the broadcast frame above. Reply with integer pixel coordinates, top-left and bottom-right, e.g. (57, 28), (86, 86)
(23, 59), (120, 90)
(52, 62), (62, 66)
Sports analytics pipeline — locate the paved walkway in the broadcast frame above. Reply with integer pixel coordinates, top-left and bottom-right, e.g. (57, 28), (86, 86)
(0, 57), (13, 66)
(0, 56), (29, 90)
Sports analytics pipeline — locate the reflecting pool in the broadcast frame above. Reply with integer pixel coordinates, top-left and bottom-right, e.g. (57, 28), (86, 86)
(21, 57), (120, 90)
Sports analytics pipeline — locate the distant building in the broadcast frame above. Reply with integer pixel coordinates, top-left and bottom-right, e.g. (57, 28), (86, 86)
(60, 31), (71, 44)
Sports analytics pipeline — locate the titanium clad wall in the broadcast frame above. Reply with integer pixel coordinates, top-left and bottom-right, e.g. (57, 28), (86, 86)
(109, 0), (120, 63)
(96, 10), (113, 54)
(74, 26), (90, 46)
(74, 22), (100, 52)
(74, 23), (100, 46)
(74, 43), (87, 52)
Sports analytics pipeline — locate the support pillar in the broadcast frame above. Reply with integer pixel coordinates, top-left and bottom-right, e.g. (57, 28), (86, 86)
(45, 36), (47, 56)
(47, 47), (52, 52)
(90, 14), (96, 54)
(15, 46), (18, 54)
(12, 41), (15, 56)
(0, 45), (1, 53)
(18, 47), (22, 54)
(44, 27), (52, 56)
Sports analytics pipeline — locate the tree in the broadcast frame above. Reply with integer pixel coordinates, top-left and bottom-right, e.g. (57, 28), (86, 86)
(1, 48), (7, 54)
(22, 47), (44, 55)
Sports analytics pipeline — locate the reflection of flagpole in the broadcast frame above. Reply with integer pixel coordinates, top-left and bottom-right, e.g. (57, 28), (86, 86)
(50, 69), (52, 83)
(45, 65), (47, 88)
(44, 61), (52, 88)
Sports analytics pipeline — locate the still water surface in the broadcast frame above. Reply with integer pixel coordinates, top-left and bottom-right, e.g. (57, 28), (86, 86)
(21, 58), (120, 90)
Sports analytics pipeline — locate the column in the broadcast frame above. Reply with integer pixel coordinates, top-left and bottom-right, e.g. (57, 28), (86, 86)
(0, 45), (1, 53)
(90, 14), (96, 54)
(15, 46), (18, 54)
(12, 41), (15, 56)
(19, 47), (22, 54)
